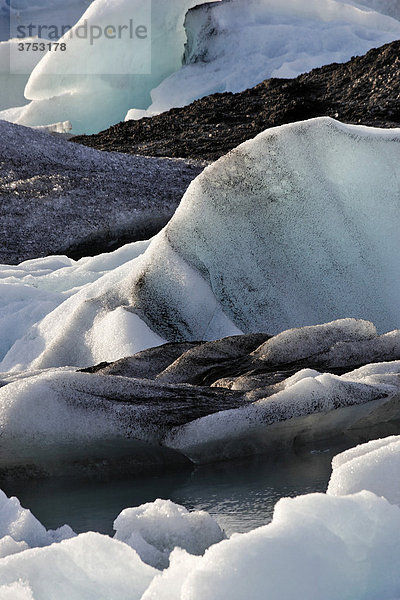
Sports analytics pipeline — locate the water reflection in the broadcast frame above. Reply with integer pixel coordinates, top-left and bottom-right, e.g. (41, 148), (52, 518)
(2, 442), (350, 536)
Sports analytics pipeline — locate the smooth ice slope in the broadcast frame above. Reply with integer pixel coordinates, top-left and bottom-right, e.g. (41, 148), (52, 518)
(1, 0), (211, 134)
(127, 0), (400, 120)
(352, 0), (400, 20)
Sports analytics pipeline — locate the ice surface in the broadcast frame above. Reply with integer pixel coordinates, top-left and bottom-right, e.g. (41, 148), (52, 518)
(2, 0), (207, 134)
(2, 118), (400, 372)
(253, 319), (377, 364)
(352, 0), (400, 20)
(0, 531), (157, 600)
(128, 118), (400, 342)
(0, 489), (74, 551)
(0, 120), (202, 265)
(2, 0), (400, 133)
(165, 362), (400, 462)
(143, 491), (400, 600)
(127, 0), (400, 120)
(1, 444), (400, 598)
(113, 499), (225, 569)
(328, 436), (400, 504)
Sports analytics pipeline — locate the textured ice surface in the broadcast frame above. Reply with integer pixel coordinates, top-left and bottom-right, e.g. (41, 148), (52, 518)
(328, 436), (400, 504)
(143, 491), (400, 600)
(127, 0), (400, 120)
(165, 362), (400, 462)
(114, 499), (225, 569)
(253, 319), (377, 364)
(1, 118), (400, 372)
(0, 120), (203, 264)
(0, 489), (74, 551)
(128, 118), (400, 342)
(0, 531), (157, 600)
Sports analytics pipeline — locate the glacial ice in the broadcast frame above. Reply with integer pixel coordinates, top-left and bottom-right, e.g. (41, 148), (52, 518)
(164, 361), (400, 462)
(113, 499), (225, 569)
(328, 436), (400, 504)
(2, 0), (400, 133)
(1, 0), (207, 134)
(0, 489), (74, 551)
(0, 120), (201, 265)
(0, 531), (157, 600)
(352, 0), (400, 20)
(1, 118), (400, 372)
(126, 0), (400, 121)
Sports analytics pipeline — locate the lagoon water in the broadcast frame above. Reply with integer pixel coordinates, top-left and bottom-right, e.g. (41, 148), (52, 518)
(1, 442), (349, 537)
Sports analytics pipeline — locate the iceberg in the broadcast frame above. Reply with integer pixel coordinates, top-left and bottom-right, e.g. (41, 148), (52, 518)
(126, 0), (400, 121)
(0, 120), (202, 265)
(328, 436), (400, 504)
(2, 0), (400, 133)
(1, 0), (207, 134)
(114, 499), (225, 569)
(1, 117), (400, 373)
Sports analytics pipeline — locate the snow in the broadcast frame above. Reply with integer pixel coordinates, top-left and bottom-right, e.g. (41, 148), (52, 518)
(126, 0), (400, 121)
(113, 499), (225, 569)
(328, 436), (400, 504)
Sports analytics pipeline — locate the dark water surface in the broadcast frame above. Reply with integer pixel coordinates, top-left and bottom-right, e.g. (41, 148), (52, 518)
(1, 442), (350, 537)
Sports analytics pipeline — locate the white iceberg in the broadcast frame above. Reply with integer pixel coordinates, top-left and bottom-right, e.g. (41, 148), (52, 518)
(0, 489), (74, 551)
(0, 438), (400, 598)
(133, 0), (400, 121)
(114, 498), (225, 569)
(328, 436), (400, 504)
(0, 531), (157, 600)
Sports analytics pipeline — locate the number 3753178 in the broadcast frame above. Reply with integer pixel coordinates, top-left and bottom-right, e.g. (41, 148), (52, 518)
(18, 42), (67, 51)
